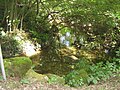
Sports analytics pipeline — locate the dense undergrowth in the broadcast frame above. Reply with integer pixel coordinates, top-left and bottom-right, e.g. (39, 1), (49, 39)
(64, 48), (120, 87)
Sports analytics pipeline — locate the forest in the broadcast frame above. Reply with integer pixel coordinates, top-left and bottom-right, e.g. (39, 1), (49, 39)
(0, 0), (120, 90)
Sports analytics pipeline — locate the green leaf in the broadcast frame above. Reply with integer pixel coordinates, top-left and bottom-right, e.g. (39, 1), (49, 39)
(20, 79), (30, 84)
(92, 79), (98, 84)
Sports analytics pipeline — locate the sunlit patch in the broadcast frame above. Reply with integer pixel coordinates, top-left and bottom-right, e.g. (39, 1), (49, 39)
(22, 41), (36, 56)
(69, 55), (78, 60)
(80, 50), (96, 60)
(1, 31), (6, 36)
(12, 30), (41, 57)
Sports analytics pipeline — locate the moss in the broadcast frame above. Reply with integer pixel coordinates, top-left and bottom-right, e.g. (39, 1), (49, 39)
(4, 57), (32, 77)
(34, 62), (73, 76)
(46, 74), (65, 85)
(24, 69), (48, 82)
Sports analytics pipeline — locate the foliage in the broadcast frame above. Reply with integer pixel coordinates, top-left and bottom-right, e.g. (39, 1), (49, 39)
(1, 0), (120, 58)
(88, 61), (116, 84)
(1, 35), (22, 58)
(88, 48), (120, 85)
(64, 58), (90, 87)
(47, 74), (65, 85)
(111, 47), (120, 71)
(116, 47), (120, 57)
(65, 56), (120, 87)
(65, 69), (88, 87)
(74, 58), (91, 72)
(0, 0), (120, 87)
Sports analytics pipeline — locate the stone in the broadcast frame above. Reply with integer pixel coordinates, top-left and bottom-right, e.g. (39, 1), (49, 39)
(4, 57), (32, 77)
(24, 69), (48, 82)
(46, 74), (65, 85)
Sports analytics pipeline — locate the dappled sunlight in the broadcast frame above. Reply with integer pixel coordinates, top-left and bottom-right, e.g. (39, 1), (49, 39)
(59, 46), (97, 60)
(0, 0), (120, 89)
(79, 50), (97, 60)
(69, 55), (78, 60)
(33, 46), (101, 76)
(59, 46), (77, 56)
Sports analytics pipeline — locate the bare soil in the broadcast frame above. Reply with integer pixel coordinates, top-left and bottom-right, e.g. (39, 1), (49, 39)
(0, 76), (119, 90)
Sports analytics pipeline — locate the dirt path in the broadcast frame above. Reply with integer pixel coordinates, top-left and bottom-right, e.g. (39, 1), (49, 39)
(0, 76), (119, 90)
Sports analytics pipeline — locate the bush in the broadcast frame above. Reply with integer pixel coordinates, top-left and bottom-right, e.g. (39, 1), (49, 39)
(111, 47), (120, 72)
(65, 69), (89, 87)
(65, 56), (120, 87)
(88, 62), (113, 84)
(1, 36), (22, 58)
(74, 58), (91, 72)
(64, 58), (90, 87)
(88, 48), (120, 84)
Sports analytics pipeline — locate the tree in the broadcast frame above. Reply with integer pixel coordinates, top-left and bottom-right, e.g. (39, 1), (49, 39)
(1, 0), (120, 59)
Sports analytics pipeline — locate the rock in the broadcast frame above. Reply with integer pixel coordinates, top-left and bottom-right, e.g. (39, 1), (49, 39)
(29, 52), (41, 65)
(4, 57), (32, 77)
(46, 74), (65, 85)
(24, 69), (48, 82)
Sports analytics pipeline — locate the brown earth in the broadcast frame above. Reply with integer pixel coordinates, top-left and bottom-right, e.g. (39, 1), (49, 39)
(0, 76), (119, 90)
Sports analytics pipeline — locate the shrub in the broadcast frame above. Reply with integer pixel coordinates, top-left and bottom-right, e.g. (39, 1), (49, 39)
(1, 36), (22, 58)
(65, 69), (89, 87)
(64, 58), (90, 87)
(111, 47), (120, 72)
(74, 58), (91, 72)
(88, 48), (120, 84)
(65, 56), (120, 87)
(88, 62), (114, 84)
